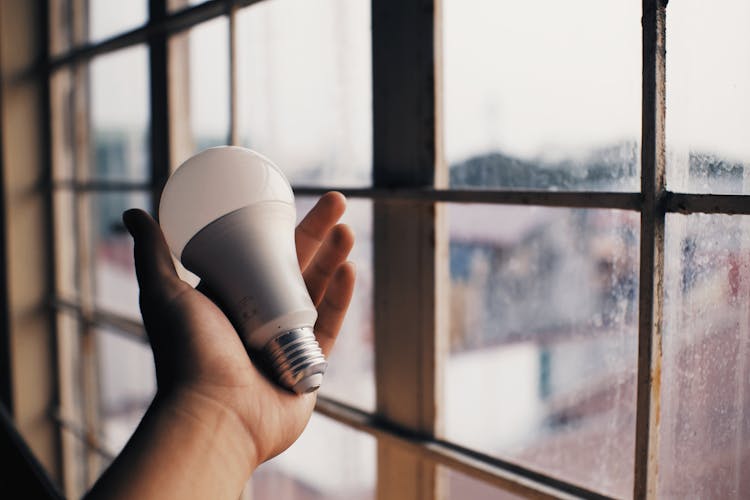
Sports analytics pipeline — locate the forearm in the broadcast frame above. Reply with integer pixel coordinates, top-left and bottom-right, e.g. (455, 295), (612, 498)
(85, 389), (257, 500)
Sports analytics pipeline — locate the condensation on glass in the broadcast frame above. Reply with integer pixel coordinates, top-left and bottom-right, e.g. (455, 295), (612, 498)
(440, 466), (526, 500)
(296, 197), (374, 411)
(666, 0), (750, 194)
(96, 326), (156, 457)
(89, 192), (150, 319)
(443, 0), (641, 191)
(251, 413), (376, 500)
(236, 0), (372, 187)
(169, 17), (230, 169)
(660, 214), (750, 498)
(442, 204), (639, 498)
(89, 45), (150, 181)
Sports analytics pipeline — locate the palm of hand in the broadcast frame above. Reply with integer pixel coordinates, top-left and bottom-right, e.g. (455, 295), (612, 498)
(125, 192), (354, 465)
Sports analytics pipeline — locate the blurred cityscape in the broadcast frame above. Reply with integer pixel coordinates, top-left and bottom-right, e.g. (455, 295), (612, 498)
(88, 126), (750, 499)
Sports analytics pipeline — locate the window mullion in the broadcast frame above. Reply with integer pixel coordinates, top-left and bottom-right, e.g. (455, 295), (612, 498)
(149, 0), (171, 205)
(294, 186), (642, 209)
(634, 1), (667, 498)
(71, 57), (102, 489)
(228, 4), (238, 146)
(371, 0), (441, 499)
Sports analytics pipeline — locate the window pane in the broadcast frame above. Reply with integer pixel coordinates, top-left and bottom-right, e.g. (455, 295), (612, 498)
(660, 214), (750, 497)
(49, 1), (147, 55)
(440, 466), (525, 500)
(89, 0), (147, 43)
(170, 17), (230, 168)
(666, 1), (750, 193)
(90, 46), (150, 182)
(252, 414), (375, 500)
(443, 1), (640, 191)
(89, 192), (150, 318)
(442, 204), (639, 498)
(97, 327), (155, 456)
(296, 197), (374, 411)
(236, 0), (372, 186)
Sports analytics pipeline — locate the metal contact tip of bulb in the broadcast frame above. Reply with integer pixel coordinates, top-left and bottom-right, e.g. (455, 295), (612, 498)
(263, 327), (327, 394)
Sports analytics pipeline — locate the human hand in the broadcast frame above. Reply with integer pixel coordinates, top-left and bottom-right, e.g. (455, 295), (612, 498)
(122, 191), (355, 469)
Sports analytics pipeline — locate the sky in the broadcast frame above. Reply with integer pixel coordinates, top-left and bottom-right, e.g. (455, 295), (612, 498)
(443, 0), (641, 163)
(666, 0), (750, 190)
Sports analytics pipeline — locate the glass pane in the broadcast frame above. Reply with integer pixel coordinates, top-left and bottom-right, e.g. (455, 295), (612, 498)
(296, 197), (374, 411)
(89, 0), (147, 43)
(440, 466), (525, 500)
(90, 46), (150, 182)
(169, 17), (230, 168)
(97, 327), (156, 456)
(442, 204), (639, 498)
(236, 0), (372, 186)
(49, 1), (147, 55)
(666, 1), (750, 194)
(252, 413), (375, 500)
(89, 192), (150, 318)
(660, 214), (750, 497)
(443, 1), (640, 191)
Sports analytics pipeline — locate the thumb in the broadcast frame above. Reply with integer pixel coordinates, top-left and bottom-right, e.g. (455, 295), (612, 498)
(123, 209), (192, 390)
(122, 208), (185, 309)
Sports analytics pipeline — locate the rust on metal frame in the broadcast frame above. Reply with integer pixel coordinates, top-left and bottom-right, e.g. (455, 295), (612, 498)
(666, 192), (750, 215)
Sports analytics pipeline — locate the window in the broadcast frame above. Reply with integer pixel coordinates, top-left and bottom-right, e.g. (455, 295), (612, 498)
(30, 0), (748, 498)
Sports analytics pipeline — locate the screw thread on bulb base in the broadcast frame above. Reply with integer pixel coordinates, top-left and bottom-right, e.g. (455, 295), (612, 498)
(263, 327), (327, 394)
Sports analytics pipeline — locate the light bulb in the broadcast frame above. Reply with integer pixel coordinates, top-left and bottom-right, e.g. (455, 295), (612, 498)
(158, 146), (326, 394)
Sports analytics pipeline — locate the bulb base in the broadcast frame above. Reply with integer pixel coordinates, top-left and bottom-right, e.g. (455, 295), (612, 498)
(263, 327), (327, 394)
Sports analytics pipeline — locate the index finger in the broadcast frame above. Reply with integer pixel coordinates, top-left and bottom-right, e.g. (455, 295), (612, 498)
(295, 192), (346, 271)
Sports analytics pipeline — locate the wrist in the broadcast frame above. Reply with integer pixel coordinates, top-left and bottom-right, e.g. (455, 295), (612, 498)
(154, 386), (260, 475)
(87, 385), (259, 500)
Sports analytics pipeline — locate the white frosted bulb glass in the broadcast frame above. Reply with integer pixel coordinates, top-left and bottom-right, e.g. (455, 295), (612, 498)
(159, 146), (325, 394)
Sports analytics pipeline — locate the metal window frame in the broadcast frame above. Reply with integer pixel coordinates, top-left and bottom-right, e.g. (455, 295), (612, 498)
(38, 0), (749, 499)
(371, 0), (442, 498)
(633, 1), (667, 498)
